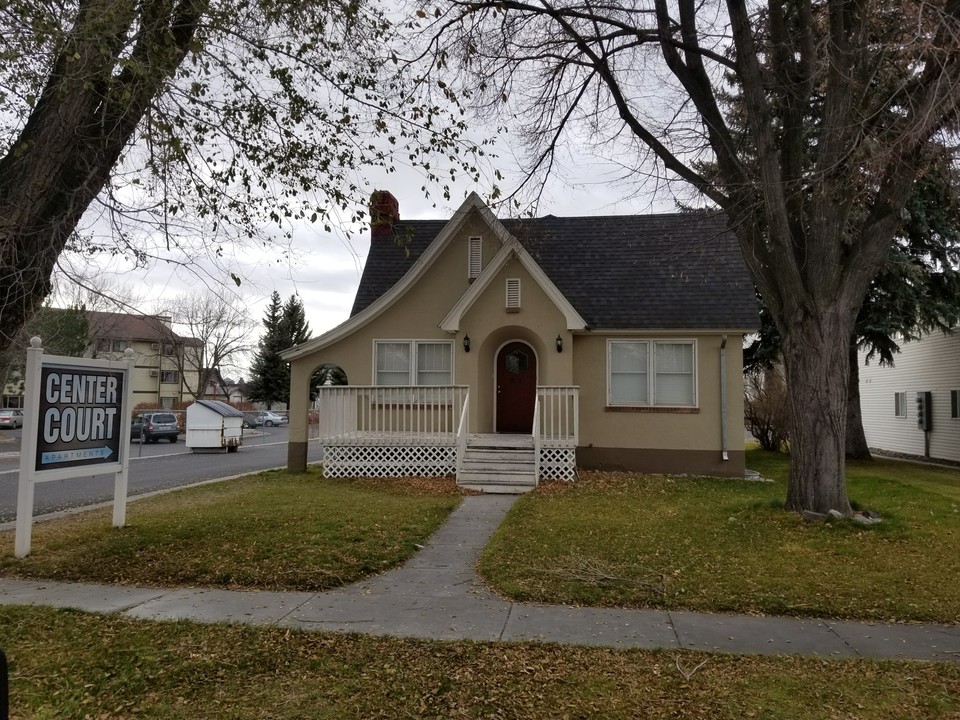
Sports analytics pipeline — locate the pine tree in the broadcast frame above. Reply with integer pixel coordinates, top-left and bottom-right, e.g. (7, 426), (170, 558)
(281, 295), (311, 347)
(248, 293), (314, 408)
(247, 292), (287, 410)
(280, 295), (317, 403)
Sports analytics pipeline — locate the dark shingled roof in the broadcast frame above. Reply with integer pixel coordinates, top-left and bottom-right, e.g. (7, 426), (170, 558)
(351, 211), (759, 330)
(87, 311), (203, 346)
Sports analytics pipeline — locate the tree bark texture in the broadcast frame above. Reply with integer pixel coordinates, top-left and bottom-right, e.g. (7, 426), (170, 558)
(780, 312), (854, 514)
(845, 340), (872, 460)
(0, 0), (206, 352)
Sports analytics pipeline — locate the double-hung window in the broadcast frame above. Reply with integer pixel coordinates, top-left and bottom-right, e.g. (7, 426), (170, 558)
(894, 392), (907, 418)
(608, 340), (696, 407)
(609, 341), (648, 404)
(416, 342), (452, 385)
(375, 341), (452, 386)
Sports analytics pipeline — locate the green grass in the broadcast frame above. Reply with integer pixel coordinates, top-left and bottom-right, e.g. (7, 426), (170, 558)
(0, 468), (461, 591)
(1, 606), (957, 719)
(478, 449), (960, 622)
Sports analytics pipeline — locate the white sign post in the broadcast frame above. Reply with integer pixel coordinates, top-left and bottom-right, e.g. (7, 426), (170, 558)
(15, 338), (134, 557)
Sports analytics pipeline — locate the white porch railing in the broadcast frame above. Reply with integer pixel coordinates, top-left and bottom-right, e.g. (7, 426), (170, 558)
(314, 385), (578, 481)
(316, 385), (469, 444)
(532, 396), (541, 487)
(536, 386), (579, 480)
(536, 386), (579, 447)
(456, 393), (470, 477)
(315, 386), (468, 478)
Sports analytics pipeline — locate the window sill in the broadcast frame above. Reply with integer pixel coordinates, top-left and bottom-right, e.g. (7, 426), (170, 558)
(606, 405), (700, 414)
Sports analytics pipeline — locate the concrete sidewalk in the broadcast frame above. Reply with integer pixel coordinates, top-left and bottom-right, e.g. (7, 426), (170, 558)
(1, 494), (958, 663)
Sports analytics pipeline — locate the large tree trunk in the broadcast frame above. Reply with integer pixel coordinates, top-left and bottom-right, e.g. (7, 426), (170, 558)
(845, 339), (873, 460)
(780, 312), (854, 515)
(0, 0), (205, 354)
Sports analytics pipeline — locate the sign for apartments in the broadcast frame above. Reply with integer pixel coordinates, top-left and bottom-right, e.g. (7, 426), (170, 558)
(35, 365), (125, 471)
(16, 338), (135, 557)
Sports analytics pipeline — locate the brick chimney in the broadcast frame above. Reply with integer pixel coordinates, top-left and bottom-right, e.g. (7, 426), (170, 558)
(369, 190), (399, 238)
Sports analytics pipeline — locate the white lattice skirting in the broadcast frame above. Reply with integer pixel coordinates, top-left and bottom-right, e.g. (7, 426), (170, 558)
(539, 447), (577, 481)
(322, 445), (457, 478)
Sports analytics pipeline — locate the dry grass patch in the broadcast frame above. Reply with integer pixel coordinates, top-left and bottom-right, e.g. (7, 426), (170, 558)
(0, 468), (461, 591)
(1, 606), (957, 719)
(479, 450), (960, 622)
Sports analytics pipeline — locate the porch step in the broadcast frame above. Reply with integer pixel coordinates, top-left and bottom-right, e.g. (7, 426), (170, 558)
(457, 434), (537, 494)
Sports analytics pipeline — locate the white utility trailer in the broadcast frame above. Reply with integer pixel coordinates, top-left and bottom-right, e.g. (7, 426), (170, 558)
(185, 400), (245, 453)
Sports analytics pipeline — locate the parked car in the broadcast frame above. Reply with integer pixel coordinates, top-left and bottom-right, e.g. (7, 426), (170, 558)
(131, 412), (180, 443)
(251, 411), (287, 427)
(242, 413), (264, 429)
(0, 409), (23, 429)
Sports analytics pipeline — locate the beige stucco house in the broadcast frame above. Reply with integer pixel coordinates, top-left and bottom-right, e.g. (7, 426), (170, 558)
(283, 191), (758, 486)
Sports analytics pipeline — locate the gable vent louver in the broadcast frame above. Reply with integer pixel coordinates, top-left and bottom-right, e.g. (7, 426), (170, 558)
(506, 278), (521, 311)
(468, 236), (482, 280)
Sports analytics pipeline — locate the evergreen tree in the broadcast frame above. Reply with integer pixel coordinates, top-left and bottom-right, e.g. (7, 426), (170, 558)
(281, 295), (312, 348)
(247, 292), (287, 410)
(248, 293), (315, 408)
(280, 295), (318, 402)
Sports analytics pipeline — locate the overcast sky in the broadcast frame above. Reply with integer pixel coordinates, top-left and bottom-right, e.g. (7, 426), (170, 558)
(53, 113), (689, 382)
(60, 141), (682, 380)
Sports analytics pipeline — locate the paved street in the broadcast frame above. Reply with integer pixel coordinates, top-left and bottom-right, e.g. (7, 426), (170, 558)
(0, 426), (324, 522)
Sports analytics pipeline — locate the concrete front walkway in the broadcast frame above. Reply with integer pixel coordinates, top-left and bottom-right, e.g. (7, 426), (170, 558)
(1, 495), (958, 663)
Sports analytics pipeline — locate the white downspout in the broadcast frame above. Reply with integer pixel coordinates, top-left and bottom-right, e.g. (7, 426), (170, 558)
(720, 335), (729, 461)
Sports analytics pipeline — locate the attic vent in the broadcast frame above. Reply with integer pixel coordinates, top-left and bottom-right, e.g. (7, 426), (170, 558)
(468, 236), (482, 280)
(505, 278), (521, 311)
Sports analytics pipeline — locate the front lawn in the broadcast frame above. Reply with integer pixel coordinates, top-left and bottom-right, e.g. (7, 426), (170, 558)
(1, 606), (957, 719)
(478, 449), (960, 622)
(0, 468), (461, 591)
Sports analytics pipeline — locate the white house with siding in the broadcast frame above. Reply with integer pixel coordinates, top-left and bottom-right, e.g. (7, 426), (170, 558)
(859, 329), (960, 462)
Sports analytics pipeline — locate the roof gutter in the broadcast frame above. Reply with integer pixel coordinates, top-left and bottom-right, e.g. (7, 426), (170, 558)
(720, 335), (729, 462)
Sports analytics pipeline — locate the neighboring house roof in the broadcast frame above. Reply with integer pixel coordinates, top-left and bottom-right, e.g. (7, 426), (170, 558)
(87, 311), (202, 347)
(352, 208), (758, 331)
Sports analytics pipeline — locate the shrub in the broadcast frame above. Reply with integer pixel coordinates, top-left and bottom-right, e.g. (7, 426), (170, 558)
(744, 367), (791, 452)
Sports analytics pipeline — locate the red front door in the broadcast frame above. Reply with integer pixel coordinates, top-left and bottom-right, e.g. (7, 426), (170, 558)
(496, 342), (537, 433)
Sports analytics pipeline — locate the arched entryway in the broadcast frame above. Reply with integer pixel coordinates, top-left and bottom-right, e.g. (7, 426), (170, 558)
(495, 341), (537, 433)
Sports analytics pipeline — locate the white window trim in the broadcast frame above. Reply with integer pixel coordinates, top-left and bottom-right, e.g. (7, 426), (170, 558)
(606, 339), (698, 408)
(894, 391), (907, 418)
(372, 340), (454, 386)
(468, 236), (482, 280)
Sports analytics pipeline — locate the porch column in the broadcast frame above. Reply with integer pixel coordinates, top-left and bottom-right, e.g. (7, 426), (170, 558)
(287, 360), (311, 472)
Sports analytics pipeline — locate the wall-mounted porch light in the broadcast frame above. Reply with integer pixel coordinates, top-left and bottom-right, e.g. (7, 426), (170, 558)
(556, 334), (563, 353)
(463, 334), (471, 352)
